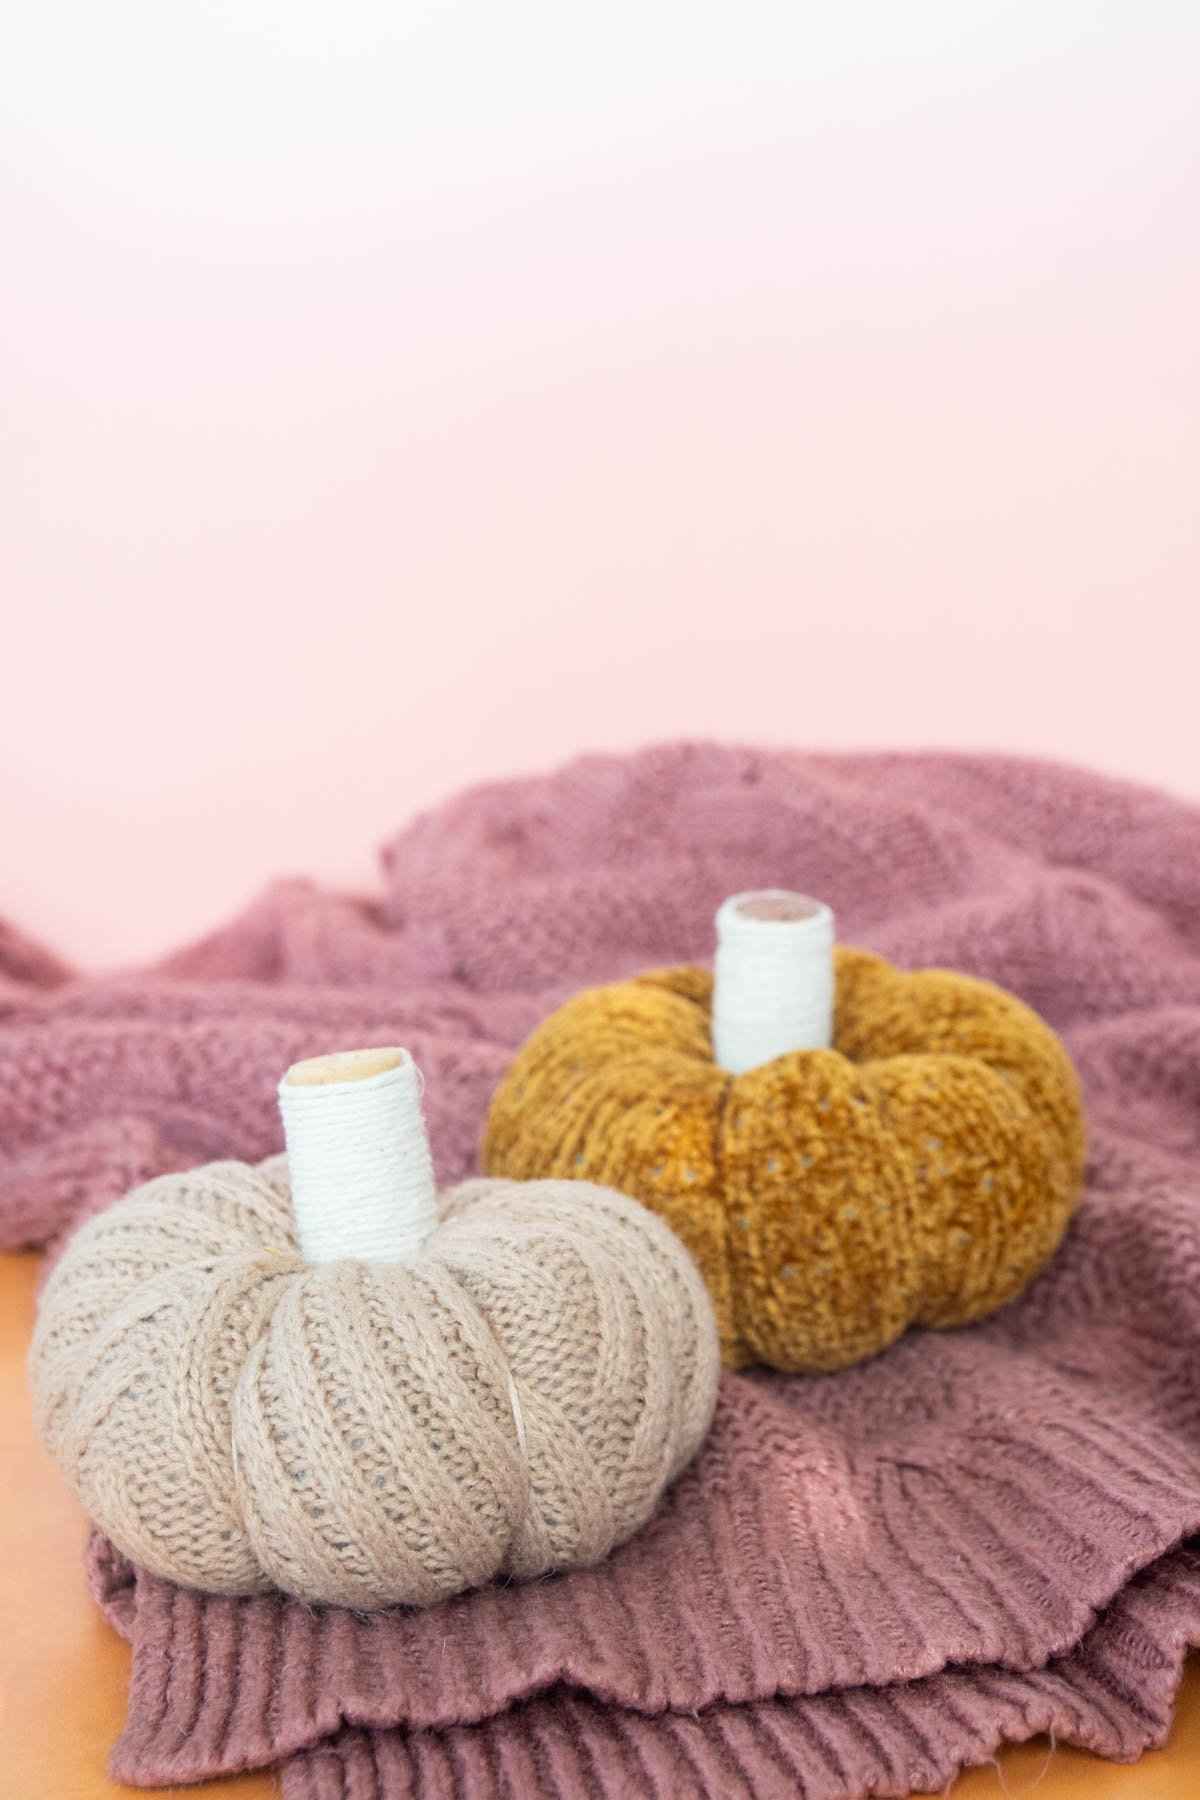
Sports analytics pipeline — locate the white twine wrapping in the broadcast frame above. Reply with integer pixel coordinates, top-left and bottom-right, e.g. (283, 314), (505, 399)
(278, 1050), (439, 1264)
(711, 890), (835, 1074)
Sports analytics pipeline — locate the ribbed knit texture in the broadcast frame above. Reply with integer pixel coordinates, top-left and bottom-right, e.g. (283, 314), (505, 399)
(8, 743), (1200, 1797)
(31, 1167), (718, 1607)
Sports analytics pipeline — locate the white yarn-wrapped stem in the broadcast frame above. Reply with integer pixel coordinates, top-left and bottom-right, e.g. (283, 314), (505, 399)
(711, 890), (835, 1075)
(278, 1047), (439, 1264)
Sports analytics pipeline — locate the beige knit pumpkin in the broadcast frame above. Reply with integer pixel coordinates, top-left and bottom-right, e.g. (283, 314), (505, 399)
(29, 1157), (718, 1610)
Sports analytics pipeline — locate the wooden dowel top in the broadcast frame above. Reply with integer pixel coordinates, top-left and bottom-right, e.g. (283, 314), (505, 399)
(284, 1048), (407, 1088)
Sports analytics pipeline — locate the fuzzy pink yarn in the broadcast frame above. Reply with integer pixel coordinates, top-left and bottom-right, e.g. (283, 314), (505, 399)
(8, 742), (1200, 1799)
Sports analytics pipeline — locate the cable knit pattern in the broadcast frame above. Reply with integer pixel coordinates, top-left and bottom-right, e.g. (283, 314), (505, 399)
(30, 1167), (717, 1607)
(7, 743), (1200, 1798)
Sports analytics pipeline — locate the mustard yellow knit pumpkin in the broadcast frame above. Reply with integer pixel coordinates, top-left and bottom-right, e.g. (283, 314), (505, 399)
(482, 948), (1087, 1372)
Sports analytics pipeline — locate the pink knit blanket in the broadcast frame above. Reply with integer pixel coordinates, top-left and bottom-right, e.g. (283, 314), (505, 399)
(7, 745), (1200, 1798)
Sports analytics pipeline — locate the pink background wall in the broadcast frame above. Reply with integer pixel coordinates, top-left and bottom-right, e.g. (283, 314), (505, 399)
(4, 5), (1199, 969)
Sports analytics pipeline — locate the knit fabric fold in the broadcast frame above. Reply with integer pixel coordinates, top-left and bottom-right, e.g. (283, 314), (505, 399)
(282, 1545), (1200, 1800)
(8, 744), (1200, 1796)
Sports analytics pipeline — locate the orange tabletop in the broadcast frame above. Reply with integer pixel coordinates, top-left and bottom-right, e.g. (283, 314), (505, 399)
(4, 1246), (1199, 1800)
